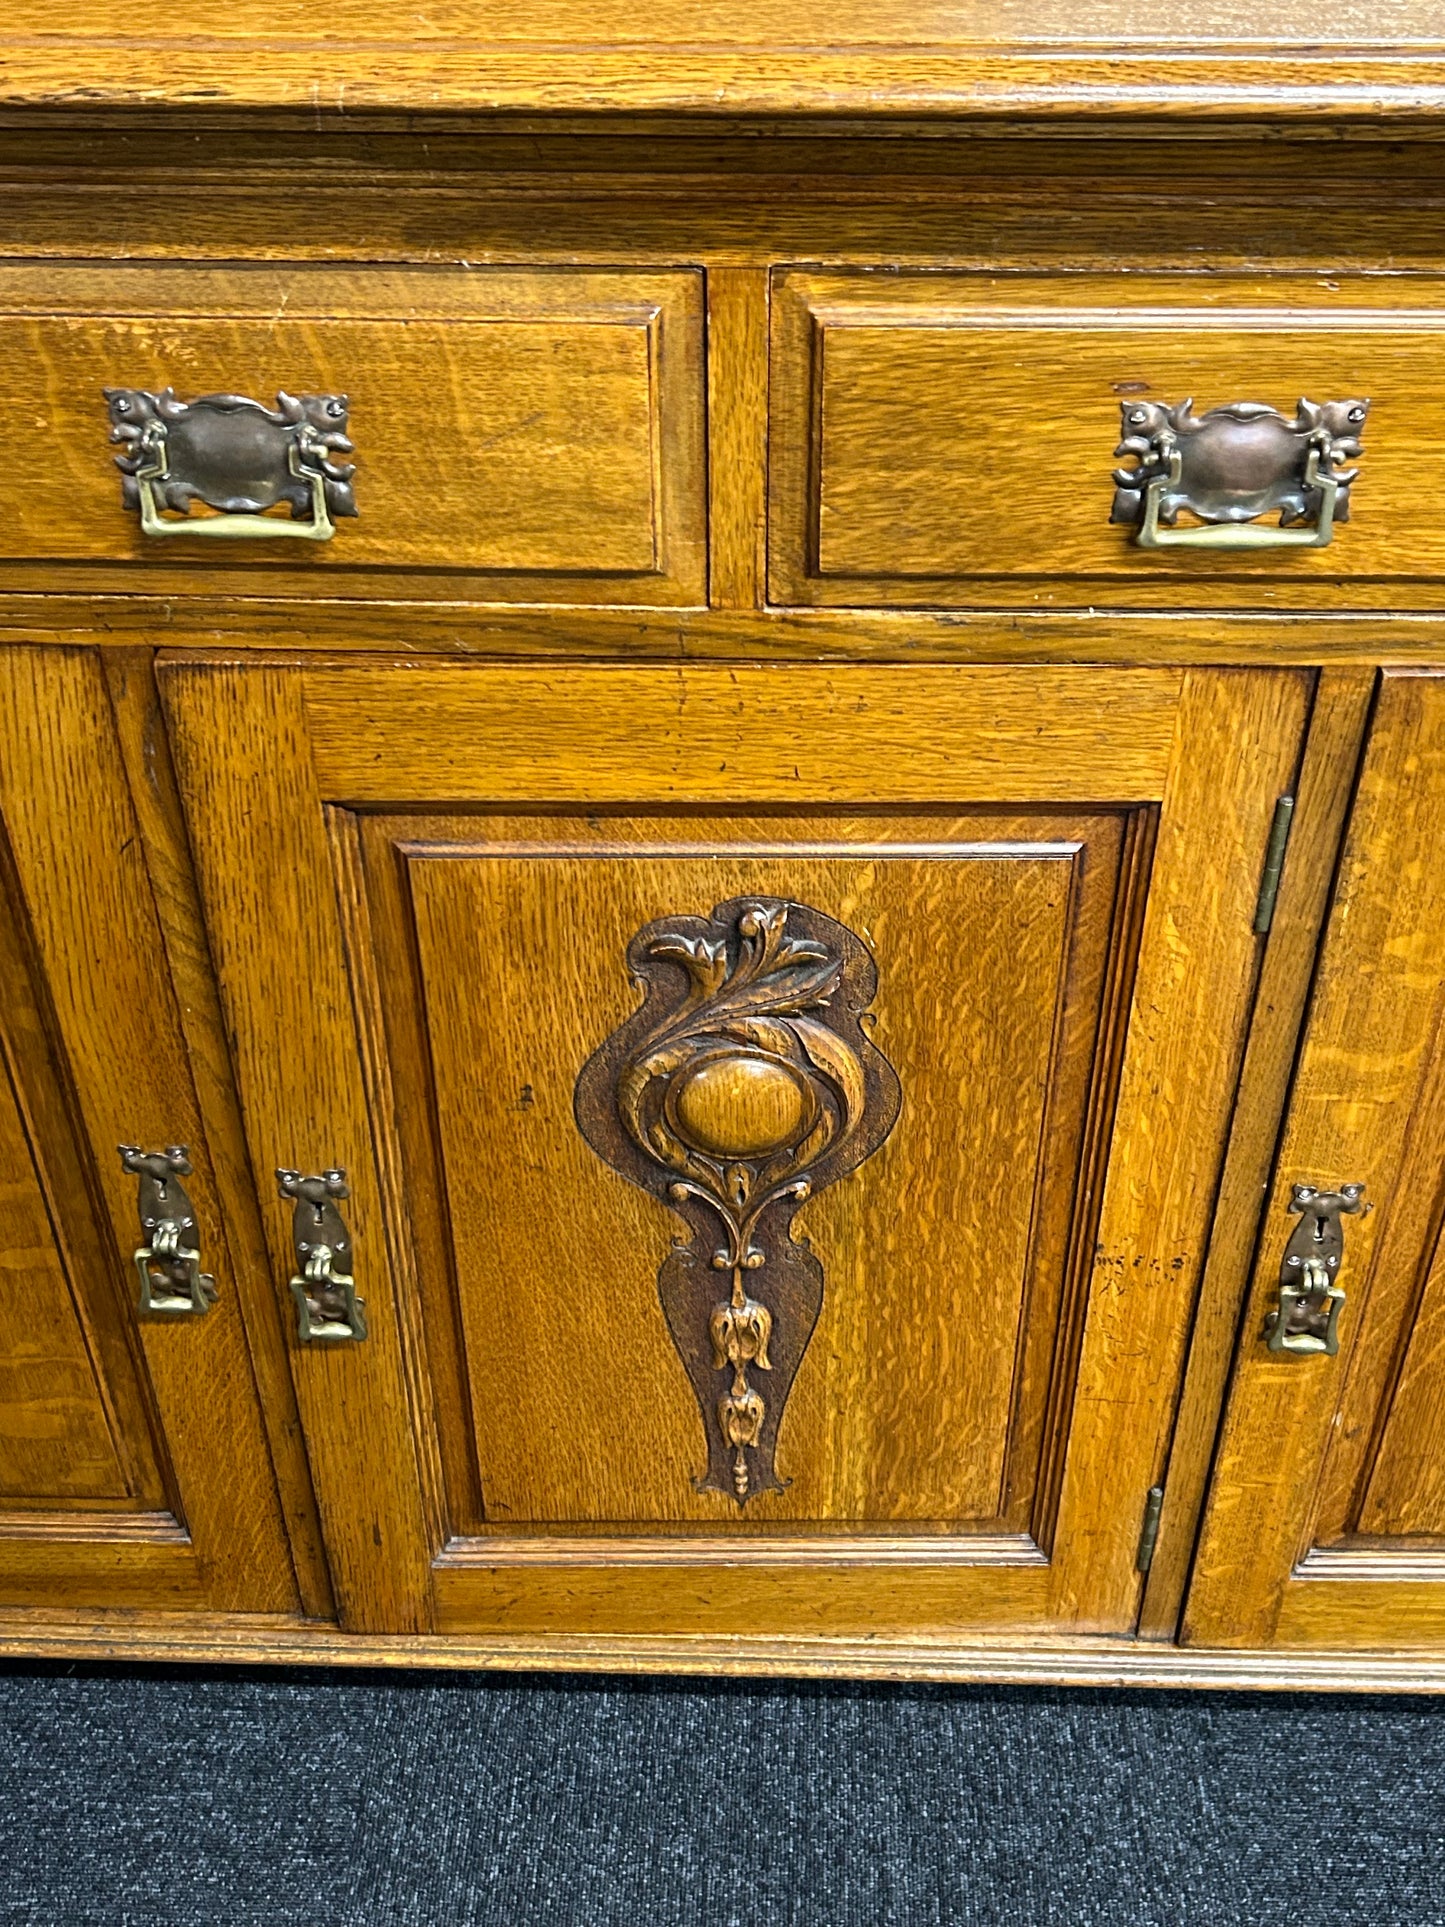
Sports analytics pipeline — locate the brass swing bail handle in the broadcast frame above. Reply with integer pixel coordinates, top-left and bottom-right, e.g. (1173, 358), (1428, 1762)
(1266, 1180), (1369, 1358)
(1111, 397), (1369, 552)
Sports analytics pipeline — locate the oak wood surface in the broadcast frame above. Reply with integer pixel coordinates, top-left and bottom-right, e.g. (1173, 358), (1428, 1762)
(14, 1604), (1445, 1693)
(0, 265), (704, 607)
(100, 648), (335, 1621)
(771, 271), (1445, 612)
(159, 656), (1303, 1640)
(2, 6), (1444, 123)
(1186, 669), (1445, 1650)
(396, 814), (1120, 1533)
(1137, 666), (1377, 1640)
(0, 648), (298, 1614)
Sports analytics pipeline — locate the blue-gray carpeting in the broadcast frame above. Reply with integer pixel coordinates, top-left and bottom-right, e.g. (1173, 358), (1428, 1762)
(1, 1665), (1441, 1924)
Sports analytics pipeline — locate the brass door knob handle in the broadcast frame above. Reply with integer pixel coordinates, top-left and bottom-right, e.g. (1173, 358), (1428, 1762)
(106, 388), (357, 541)
(1266, 1180), (1369, 1357)
(276, 1166), (367, 1343)
(1111, 398), (1368, 550)
(118, 1144), (218, 1317)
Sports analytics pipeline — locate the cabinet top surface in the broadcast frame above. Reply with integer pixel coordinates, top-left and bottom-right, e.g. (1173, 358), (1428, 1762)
(4, 0), (1444, 123)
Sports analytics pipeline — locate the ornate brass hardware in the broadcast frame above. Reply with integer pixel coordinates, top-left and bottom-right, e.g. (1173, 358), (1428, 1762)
(1111, 398), (1368, 550)
(118, 1144), (218, 1318)
(105, 389), (356, 540)
(276, 1167), (367, 1343)
(1267, 1181), (1369, 1357)
(576, 897), (901, 1506)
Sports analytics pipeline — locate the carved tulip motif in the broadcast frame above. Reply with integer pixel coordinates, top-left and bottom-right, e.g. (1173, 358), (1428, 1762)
(575, 897), (900, 1504)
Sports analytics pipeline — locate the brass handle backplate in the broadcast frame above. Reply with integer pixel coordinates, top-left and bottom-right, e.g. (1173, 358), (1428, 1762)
(118, 1144), (218, 1318)
(1111, 398), (1368, 551)
(1266, 1180), (1369, 1357)
(277, 1166), (367, 1343)
(106, 388), (357, 541)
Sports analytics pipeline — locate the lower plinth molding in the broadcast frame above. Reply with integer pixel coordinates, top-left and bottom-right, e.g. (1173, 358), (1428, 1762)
(2, 1612), (1444, 1692)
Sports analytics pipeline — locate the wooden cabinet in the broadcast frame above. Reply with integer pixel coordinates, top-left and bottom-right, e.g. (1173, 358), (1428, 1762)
(156, 657), (1305, 1640)
(1189, 669), (1445, 1652)
(4, 1), (1445, 1686)
(0, 650), (299, 1616)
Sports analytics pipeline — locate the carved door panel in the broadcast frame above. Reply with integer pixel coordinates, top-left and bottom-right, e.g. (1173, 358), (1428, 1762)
(1188, 669), (1445, 1651)
(160, 658), (1307, 1640)
(0, 648), (297, 1616)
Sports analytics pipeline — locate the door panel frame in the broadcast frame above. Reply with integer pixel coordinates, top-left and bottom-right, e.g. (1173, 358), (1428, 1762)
(161, 655), (1308, 1637)
(1187, 668), (1445, 1649)
(0, 647), (298, 1615)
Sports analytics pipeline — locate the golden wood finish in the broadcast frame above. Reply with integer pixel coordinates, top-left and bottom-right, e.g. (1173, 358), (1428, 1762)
(158, 657), (1304, 1642)
(771, 271), (1445, 610)
(0, 265), (705, 606)
(0, 648), (297, 1615)
(1188, 670), (1445, 1652)
(2, 6), (1445, 1677)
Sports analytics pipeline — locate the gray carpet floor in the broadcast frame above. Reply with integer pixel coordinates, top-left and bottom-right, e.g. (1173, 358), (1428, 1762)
(0, 1666), (1441, 1924)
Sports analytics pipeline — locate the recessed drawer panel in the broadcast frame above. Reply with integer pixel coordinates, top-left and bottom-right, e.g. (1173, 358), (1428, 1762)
(770, 269), (1445, 610)
(0, 265), (705, 604)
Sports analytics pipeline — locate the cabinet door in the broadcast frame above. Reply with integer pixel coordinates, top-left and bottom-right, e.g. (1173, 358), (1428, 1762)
(1189, 669), (1445, 1651)
(161, 658), (1306, 1642)
(0, 648), (297, 1616)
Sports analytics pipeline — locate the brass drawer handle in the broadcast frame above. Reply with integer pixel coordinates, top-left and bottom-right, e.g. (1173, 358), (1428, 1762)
(1266, 1181), (1369, 1357)
(119, 1144), (218, 1318)
(105, 388), (356, 541)
(1112, 398), (1368, 551)
(276, 1167), (367, 1343)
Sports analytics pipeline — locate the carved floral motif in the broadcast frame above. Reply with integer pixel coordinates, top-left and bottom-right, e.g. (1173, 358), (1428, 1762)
(576, 897), (900, 1504)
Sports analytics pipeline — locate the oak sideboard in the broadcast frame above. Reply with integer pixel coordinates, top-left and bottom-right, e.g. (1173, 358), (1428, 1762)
(4, 2), (1445, 1690)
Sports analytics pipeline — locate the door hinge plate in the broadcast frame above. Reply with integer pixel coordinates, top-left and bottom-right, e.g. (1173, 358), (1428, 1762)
(1253, 794), (1296, 934)
(1136, 1484), (1165, 1574)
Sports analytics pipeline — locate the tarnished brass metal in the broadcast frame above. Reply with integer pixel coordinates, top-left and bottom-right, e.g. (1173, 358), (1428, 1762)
(105, 389), (357, 540)
(1267, 1181), (1369, 1357)
(118, 1144), (218, 1318)
(1112, 398), (1368, 550)
(276, 1167), (367, 1343)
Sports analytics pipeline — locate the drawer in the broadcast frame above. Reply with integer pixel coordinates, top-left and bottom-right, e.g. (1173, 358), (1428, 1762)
(770, 269), (1445, 611)
(0, 265), (705, 604)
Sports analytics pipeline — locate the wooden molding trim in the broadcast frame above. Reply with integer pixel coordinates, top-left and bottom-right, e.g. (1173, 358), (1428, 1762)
(3, 1609), (1445, 1691)
(436, 1533), (1049, 1568)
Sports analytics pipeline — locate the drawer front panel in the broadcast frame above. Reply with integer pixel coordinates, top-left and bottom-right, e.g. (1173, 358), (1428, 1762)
(0, 266), (705, 603)
(770, 270), (1445, 610)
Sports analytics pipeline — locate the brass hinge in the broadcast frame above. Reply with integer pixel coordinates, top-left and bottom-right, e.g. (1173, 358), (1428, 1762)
(1136, 1485), (1165, 1574)
(1253, 794), (1296, 935)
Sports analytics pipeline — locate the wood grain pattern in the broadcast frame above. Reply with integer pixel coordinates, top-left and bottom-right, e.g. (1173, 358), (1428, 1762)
(0, 1050), (128, 1502)
(0, 647), (298, 1614)
(0, 264), (705, 606)
(1138, 666), (1377, 1640)
(12, 1606), (1445, 1691)
(403, 825), (1115, 1530)
(299, 663), (1183, 805)
(157, 663), (438, 1632)
(100, 648), (335, 1620)
(1, 7), (1444, 123)
(706, 268), (768, 611)
(156, 656), (1306, 1640)
(1186, 669), (1445, 1650)
(771, 271), (1445, 609)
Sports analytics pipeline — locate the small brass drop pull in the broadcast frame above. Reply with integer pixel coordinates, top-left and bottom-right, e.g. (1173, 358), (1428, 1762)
(118, 1144), (218, 1318)
(1266, 1180), (1369, 1357)
(276, 1166), (366, 1344)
